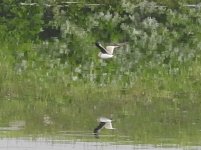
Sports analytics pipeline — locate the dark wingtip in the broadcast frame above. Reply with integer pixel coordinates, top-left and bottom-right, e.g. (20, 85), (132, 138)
(95, 41), (100, 46)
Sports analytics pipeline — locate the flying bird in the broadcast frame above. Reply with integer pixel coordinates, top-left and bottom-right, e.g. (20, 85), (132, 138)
(95, 42), (126, 59)
(93, 117), (115, 138)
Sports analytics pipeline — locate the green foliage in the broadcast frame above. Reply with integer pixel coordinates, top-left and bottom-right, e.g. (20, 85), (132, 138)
(33, 0), (200, 85)
(0, 0), (44, 43)
(0, 0), (201, 84)
(0, 0), (201, 85)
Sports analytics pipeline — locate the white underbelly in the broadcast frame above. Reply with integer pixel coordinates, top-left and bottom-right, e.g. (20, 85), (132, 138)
(98, 53), (113, 59)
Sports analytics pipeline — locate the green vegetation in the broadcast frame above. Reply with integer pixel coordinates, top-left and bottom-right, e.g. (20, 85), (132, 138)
(0, 0), (201, 145)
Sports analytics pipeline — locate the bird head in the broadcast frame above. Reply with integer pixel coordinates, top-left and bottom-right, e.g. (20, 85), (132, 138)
(95, 41), (101, 47)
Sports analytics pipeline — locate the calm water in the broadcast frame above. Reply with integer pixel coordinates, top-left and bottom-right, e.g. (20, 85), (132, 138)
(0, 126), (199, 150)
(1, 98), (201, 149)
(0, 138), (200, 150)
(0, 126), (200, 150)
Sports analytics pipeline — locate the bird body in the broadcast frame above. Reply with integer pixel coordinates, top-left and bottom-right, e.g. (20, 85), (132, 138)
(98, 52), (113, 59)
(93, 117), (115, 138)
(99, 117), (114, 129)
(95, 42), (124, 59)
(105, 46), (120, 55)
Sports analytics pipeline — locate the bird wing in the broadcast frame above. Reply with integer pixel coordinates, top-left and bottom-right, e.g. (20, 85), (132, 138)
(104, 122), (114, 129)
(106, 46), (120, 55)
(99, 117), (112, 123)
(94, 122), (106, 133)
(95, 43), (108, 54)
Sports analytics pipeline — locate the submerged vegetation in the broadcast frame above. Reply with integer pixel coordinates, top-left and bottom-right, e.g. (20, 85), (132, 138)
(0, 0), (201, 145)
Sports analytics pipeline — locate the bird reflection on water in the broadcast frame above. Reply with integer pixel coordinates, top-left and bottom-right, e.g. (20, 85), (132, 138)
(93, 117), (115, 138)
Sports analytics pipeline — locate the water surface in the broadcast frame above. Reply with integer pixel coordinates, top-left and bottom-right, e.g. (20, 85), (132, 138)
(0, 138), (199, 150)
(1, 96), (201, 148)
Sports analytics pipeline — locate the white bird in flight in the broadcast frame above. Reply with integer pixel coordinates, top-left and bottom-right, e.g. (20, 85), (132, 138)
(95, 42), (126, 59)
(93, 117), (115, 138)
